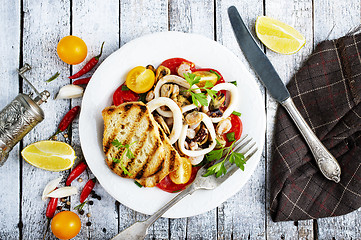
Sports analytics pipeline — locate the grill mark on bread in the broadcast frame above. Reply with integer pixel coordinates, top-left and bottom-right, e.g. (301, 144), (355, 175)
(135, 138), (159, 179)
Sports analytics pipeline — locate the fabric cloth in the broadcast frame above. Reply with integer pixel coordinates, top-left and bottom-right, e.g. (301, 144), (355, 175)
(270, 33), (361, 221)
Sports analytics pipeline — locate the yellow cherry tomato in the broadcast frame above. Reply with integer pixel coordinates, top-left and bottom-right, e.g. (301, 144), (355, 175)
(125, 66), (155, 93)
(51, 211), (81, 240)
(192, 71), (218, 87)
(169, 157), (192, 184)
(57, 36), (87, 65)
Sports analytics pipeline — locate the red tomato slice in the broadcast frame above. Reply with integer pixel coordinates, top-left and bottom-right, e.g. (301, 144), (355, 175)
(113, 84), (139, 106)
(223, 114), (243, 147)
(161, 58), (195, 75)
(157, 166), (200, 193)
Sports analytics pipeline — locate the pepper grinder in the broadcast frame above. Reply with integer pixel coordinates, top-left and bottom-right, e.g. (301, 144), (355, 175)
(0, 64), (50, 166)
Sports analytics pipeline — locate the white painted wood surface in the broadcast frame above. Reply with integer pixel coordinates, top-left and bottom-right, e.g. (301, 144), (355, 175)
(0, 0), (360, 239)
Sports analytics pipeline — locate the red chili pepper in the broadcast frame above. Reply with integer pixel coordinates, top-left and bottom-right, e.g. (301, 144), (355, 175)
(73, 77), (91, 85)
(66, 161), (87, 186)
(43, 197), (58, 240)
(69, 42), (105, 79)
(49, 106), (80, 139)
(80, 178), (96, 203)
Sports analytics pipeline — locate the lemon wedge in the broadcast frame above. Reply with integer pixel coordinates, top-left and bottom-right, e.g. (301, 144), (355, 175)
(21, 140), (76, 171)
(255, 16), (306, 54)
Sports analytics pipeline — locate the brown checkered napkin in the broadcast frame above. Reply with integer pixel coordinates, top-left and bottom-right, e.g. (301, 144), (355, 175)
(270, 33), (361, 221)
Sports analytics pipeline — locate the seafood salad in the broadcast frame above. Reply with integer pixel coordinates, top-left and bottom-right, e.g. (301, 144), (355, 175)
(108, 58), (244, 192)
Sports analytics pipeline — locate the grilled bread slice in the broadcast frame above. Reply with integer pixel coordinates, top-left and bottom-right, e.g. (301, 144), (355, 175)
(102, 102), (181, 187)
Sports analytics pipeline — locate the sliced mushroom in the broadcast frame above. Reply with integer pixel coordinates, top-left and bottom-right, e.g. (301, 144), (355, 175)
(145, 90), (155, 102)
(185, 111), (203, 126)
(216, 118), (232, 136)
(154, 115), (170, 135)
(156, 65), (171, 81)
(209, 93), (226, 111)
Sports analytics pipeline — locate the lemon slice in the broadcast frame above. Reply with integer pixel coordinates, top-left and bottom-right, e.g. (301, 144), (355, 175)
(255, 16), (306, 54)
(21, 140), (76, 171)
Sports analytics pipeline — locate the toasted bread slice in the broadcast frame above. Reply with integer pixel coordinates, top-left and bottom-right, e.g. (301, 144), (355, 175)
(102, 102), (181, 187)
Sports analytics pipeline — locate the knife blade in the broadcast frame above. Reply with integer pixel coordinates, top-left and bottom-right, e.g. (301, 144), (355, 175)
(228, 6), (290, 103)
(228, 6), (342, 183)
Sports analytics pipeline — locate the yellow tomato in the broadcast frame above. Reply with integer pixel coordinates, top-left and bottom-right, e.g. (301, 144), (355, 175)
(169, 157), (192, 184)
(57, 36), (87, 65)
(125, 66), (155, 93)
(192, 71), (218, 87)
(51, 211), (81, 240)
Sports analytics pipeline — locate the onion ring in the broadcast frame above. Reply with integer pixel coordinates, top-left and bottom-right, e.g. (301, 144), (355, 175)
(178, 113), (216, 157)
(147, 97), (182, 144)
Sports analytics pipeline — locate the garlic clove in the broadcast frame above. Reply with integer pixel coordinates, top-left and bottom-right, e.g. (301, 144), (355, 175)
(46, 186), (77, 198)
(42, 176), (62, 201)
(55, 84), (84, 99)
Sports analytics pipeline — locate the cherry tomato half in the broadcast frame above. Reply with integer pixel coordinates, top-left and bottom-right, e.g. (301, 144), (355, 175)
(51, 211), (81, 240)
(223, 114), (243, 147)
(113, 84), (139, 106)
(192, 68), (225, 85)
(57, 36), (87, 65)
(169, 157), (192, 184)
(161, 58), (195, 75)
(157, 166), (200, 193)
(125, 66), (155, 93)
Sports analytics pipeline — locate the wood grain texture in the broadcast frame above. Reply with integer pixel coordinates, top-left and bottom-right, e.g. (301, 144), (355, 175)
(169, 0), (218, 239)
(314, 1), (361, 239)
(71, 1), (120, 239)
(119, 1), (169, 239)
(216, 0), (267, 239)
(264, 0), (314, 239)
(21, 0), (70, 239)
(0, 1), (21, 239)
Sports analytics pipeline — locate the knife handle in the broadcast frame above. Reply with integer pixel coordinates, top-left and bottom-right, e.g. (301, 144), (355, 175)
(281, 98), (341, 183)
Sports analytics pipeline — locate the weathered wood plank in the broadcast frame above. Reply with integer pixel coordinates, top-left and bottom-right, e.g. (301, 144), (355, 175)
(264, 0), (314, 239)
(0, 1), (21, 239)
(168, 0), (217, 239)
(119, 1), (169, 239)
(216, 1), (266, 239)
(314, 0), (361, 239)
(71, 1), (120, 239)
(21, 0), (70, 239)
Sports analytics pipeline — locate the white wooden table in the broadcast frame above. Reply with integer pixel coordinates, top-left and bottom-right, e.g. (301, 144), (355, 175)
(1, 1), (360, 239)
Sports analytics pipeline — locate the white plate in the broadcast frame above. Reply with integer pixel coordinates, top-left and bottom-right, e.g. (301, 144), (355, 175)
(79, 31), (265, 218)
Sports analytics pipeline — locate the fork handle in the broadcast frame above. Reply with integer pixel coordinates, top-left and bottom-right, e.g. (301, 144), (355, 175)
(281, 97), (341, 182)
(111, 186), (195, 240)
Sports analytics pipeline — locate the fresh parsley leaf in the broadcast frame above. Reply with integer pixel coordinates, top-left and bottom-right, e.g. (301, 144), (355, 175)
(193, 92), (208, 107)
(126, 148), (135, 159)
(184, 73), (200, 87)
(134, 181), (143, 188)
(232, 111), (241, 116)
(229, 152), (246, 170)
(226, 132), (235, 142)
(230, 81), (237, 86)
(111, 139), (136, 176)
(209, 70), (221, 80)
(204, 161), (227, 178)
(112, 157), (120, 163)
(204, 80), (214, 89)
(111, 139), (123, 148)
(121, 85), (130, 91)
(138, 93), (147, 103)
(206, 148), (224, 161)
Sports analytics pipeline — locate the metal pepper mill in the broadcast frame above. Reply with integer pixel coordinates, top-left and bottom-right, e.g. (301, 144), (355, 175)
(0, 64), (50, 166)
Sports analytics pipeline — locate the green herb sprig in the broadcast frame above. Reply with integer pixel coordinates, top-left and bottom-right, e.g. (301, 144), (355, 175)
(204, 137), (246, 178)
(111, 139), (137, 176)
(184, 73), (218, 107)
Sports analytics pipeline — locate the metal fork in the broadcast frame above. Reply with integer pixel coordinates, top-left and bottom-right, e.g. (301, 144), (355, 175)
(111, 134), (258, 240)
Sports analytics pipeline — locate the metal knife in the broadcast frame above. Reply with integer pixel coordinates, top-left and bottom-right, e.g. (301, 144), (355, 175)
(228, 6), (341, 183)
